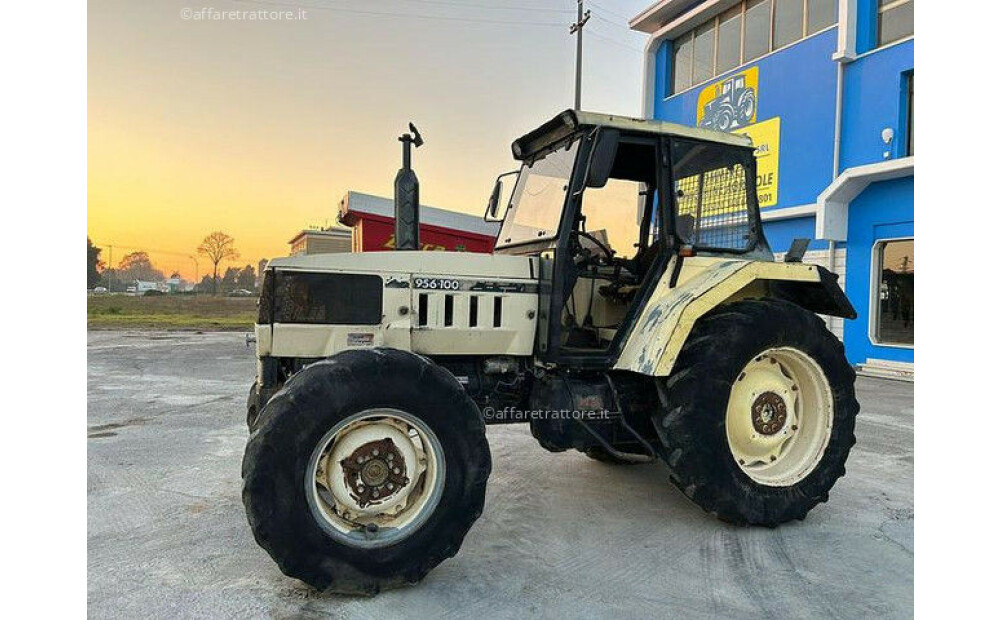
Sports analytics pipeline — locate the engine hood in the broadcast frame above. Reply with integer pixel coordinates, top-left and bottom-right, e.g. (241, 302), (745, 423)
(267, 250), (537, 281)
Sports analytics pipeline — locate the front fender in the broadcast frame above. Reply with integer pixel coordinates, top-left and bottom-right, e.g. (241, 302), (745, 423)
(614, 257), (853, 377)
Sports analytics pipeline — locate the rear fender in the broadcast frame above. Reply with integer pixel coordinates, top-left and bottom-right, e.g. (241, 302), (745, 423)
(614, 257), (854, 377)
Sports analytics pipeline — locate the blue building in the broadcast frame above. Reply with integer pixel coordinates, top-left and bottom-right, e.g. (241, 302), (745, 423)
(630, 0), (913, 376)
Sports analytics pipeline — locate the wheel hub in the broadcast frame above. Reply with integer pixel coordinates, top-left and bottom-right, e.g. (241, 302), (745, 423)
(341, 438), (410, 508)
(306, 409), (446, 549)
(751, 392), (787, 435)
(725, 348), (834, 487)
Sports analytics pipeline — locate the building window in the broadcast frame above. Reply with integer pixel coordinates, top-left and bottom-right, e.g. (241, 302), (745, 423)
(878, 0), (913, 46)
(743, 0), (772, 63)
(773, 0), (805, 49)
(668, 0), (839, 95)
(874, 239), (914, 346)
(807, 0), (838, 34)
(692, 21), (717, 84)
(672, 31), (694, 94)
(716, 5), (743, 73)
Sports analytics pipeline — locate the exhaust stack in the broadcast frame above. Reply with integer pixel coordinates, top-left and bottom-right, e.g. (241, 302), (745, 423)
(394, 123), (423, 250)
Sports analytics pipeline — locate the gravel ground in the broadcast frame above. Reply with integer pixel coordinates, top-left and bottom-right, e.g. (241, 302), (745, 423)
(88, 331), (913, 618)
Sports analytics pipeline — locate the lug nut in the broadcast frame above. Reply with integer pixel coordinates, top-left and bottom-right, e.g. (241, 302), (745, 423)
(770, 455), (777, 462)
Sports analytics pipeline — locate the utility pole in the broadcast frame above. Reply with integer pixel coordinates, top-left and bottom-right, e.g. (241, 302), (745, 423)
(569, 1), (591, 110)
(107, 245), (113, 292)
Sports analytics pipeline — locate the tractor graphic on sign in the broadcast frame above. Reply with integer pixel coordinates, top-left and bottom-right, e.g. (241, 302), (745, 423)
(698, 74), (757, 131)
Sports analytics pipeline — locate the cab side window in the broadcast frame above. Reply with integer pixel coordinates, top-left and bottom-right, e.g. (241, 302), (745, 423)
(577, 140), (658, 259)
(671, 138), (755, 251)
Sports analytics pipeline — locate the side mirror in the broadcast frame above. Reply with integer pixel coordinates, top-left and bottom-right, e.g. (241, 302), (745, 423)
(586, 129), (620, 188)
(486, 179), (503, 220)
(484, 170), (519, 222)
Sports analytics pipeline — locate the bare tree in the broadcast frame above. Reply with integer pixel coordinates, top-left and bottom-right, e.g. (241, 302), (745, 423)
(197, 232), (239, 295)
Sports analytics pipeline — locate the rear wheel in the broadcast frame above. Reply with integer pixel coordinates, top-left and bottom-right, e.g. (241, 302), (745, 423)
(655, 299), (857, 526)
(736, 90), (756, 125)
(242, 348), (491, 594)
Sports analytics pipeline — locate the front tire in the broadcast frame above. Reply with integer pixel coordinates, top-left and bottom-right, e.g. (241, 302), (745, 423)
(242, 348), (491, 594)
(655, 299), (858, 526)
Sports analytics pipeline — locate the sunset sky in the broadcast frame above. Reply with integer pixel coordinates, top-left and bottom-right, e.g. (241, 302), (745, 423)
(88, 0), (651, 279)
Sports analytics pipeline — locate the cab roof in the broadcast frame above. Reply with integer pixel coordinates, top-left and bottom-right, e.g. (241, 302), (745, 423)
(511, 109), (753, 161)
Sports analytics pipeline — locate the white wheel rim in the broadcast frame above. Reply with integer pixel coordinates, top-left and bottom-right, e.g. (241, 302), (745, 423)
(726, 347), (833, 487)
(305, 408), (445, 548)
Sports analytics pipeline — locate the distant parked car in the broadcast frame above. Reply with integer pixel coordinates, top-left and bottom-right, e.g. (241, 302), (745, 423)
(92, 286), (108, 294)
(143, 289), (165, 297)
(229, 289), (255, 297)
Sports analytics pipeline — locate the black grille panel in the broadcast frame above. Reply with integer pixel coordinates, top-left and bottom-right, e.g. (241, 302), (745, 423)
(272, 271), (383, 325)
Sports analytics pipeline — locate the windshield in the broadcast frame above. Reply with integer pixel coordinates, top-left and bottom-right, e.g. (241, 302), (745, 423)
(495, 139), (579, 248)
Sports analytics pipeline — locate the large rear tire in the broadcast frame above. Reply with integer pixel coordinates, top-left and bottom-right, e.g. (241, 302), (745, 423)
(242, 348), (491, 594)
(655, 299), (858, 526)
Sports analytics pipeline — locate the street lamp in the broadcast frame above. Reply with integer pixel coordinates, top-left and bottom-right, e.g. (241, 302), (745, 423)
(189, 256), (199, 290)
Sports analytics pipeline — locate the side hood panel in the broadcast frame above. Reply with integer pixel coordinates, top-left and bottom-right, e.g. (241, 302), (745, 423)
(266, 250), (540, 359)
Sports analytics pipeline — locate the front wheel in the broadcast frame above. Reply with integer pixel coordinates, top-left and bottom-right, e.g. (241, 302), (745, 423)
(655, 299), (858, 526)
(242, 348), (491, 594)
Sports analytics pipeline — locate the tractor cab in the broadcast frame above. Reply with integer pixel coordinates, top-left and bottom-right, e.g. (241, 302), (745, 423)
(486, 110), (769, 365)
(726, 75), (746, 95)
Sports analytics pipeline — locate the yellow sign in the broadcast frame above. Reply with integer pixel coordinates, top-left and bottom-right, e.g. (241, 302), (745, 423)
(734, 116), (780, 208)
(696, 67), (759, 131)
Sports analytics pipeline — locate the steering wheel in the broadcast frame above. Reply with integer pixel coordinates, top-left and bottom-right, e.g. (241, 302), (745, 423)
(570, 230), (615, 267)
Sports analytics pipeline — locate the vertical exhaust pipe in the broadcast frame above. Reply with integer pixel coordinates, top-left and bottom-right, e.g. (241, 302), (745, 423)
(394, 123), (423, 250)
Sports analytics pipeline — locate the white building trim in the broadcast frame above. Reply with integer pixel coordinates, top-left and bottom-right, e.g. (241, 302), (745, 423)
(816, 157), (914, 241)
(630, 0), (740, 34)
(760, 203), (817, 221)
(833, 0), (859, 62)
(639, 23), (669, 118)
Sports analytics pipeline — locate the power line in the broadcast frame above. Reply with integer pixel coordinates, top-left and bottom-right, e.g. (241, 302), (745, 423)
(231, 0), (568, 27)
(591, 11), (632, 31)
(589, 1), (634, 22)
(588, 30), (644, 54)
